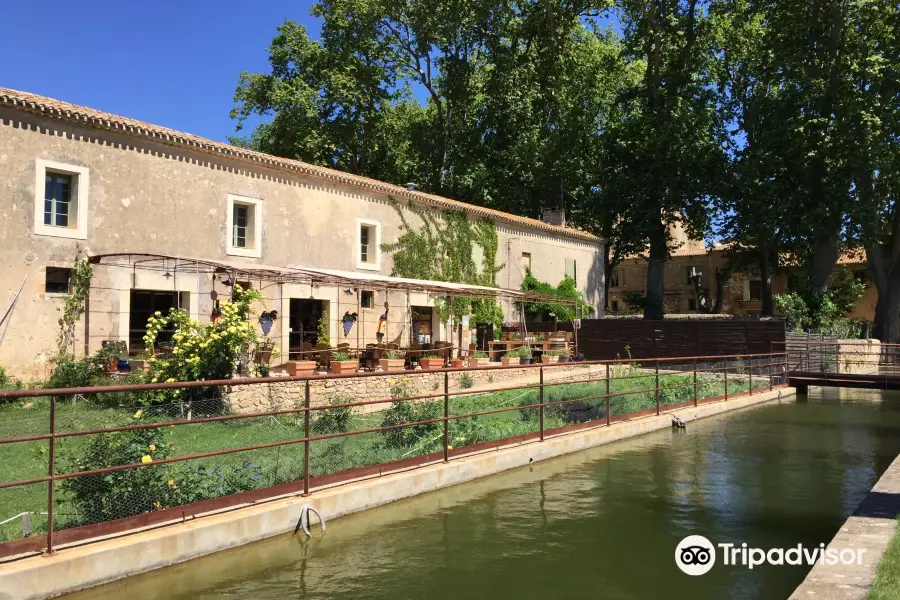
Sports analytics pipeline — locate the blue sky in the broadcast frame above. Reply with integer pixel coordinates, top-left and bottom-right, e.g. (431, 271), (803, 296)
(0, 1), (320, 142)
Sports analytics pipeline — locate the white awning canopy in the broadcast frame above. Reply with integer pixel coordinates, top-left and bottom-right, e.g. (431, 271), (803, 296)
(88, 253), (575, 305)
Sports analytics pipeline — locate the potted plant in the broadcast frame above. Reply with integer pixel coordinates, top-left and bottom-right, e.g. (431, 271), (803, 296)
(541, 349), (566, 364)
(285, 358), (317, 377)
(419, 353), (444, 370)
(518, 346), (534, 365)
(379, 349), (406, 373)
(558, 350), (571, 363)
(501, 346), (528, 367)
(469, 351), (490, 368)
(97, 341), (128, 374)
(449, 352), (464, 369)
(330, 351), (358, 374)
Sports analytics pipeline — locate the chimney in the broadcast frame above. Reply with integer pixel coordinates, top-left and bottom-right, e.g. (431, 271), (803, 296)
(542, 209), (566, 227)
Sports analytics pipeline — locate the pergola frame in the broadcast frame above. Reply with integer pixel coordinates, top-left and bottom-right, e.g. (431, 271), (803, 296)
(88, 253), (582, 357)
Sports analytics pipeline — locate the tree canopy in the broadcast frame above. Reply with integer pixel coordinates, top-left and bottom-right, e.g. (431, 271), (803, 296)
(232, 0), (900, 338)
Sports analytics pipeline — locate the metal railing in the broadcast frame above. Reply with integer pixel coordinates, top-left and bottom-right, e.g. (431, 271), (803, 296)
(0, 351), (788, 559)
(776, 340), (900, 375)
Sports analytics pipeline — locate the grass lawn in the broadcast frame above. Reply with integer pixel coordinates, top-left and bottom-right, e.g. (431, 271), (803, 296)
(869, 518), (900, 600)
(0, 368), (768, 542)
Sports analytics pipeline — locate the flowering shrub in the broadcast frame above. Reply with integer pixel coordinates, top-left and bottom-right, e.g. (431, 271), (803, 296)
(144, 285), (264, 390)
(59, 409), (265, 527)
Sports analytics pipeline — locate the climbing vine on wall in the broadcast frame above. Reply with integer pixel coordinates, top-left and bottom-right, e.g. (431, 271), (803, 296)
(381, 198), (505, 326)
(57, 246), (93, 354)
(521, 270), (594, 322)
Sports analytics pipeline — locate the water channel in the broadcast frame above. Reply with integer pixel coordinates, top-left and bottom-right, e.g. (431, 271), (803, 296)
(68, 388), (900, 600)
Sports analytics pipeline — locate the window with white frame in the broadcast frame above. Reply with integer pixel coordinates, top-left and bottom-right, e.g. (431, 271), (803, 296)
(356, 219), (381, 270)
(33, 159), (89, 239)
(226, 195), (263, 258)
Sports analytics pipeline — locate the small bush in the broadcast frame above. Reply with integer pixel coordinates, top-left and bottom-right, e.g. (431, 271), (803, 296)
(471, 351), (488, 358)
(384, 350), (404, 360)
(459, 373), (474, 389)
(313, 393), (354, 434)
(47, 354), (105, 389)
(332, 351), (351, 362)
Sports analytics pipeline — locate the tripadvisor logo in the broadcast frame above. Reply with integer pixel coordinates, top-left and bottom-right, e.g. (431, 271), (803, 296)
(675, 535), (868, 575)
(676, 535), (716, 576)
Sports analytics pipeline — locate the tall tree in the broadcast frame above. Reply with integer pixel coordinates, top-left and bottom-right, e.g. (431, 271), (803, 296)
(847, 0), (900, 341)
(600, 0), (726, 319)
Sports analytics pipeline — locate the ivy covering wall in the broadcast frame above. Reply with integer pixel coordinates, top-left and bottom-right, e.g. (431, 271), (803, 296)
(381, 198), (505, 326)
(521, 270), (594, 322)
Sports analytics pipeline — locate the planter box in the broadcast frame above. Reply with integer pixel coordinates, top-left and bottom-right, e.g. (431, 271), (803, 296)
(129, 359), (150, 373)
(541, 355), (560, 365)
(450, 359), (464, 369)
(379, 358), (405, 372)
(285, 361), (317, 377)
(469, 357), (490, 368)
(331, 360), (359, 375)
(420, 358), (444, 370)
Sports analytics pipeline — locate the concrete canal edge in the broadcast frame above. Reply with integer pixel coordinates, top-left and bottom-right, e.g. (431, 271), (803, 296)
(789, 450), (900, 599)
(0, 387), (794, 600)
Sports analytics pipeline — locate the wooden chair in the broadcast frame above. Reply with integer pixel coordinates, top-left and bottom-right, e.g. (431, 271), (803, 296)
(254, 339), (275, 367)
(407, 343), (422, 367)
(315, 343), (331, 371)
(301, 342), (314, 361)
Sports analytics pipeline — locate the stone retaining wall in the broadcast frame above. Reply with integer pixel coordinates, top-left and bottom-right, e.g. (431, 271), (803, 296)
(224, 363), (602, 415)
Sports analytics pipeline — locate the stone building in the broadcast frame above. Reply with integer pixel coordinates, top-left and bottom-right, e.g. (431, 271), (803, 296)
(607, 222), (874, 320)
(0, 88), (605, 379)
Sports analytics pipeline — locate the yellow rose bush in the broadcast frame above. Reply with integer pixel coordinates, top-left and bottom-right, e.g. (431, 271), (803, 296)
(143, 285), (263, 395)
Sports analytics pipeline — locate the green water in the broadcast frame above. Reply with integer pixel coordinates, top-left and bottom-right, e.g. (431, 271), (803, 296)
(69, 388), (900, 600)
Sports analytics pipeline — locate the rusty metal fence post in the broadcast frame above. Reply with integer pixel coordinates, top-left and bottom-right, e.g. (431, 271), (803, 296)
(443, 371), (449, 462)
(724, 357), (729, 401)
(693, 358), (698, 407)
(605, 363), (611, 426)
(539, 366), (545, 441)
(655, 361), (660, 416)
(45, 395), (57, 555)
(749, 356), (753, 395)
(303, 380), (310, 496)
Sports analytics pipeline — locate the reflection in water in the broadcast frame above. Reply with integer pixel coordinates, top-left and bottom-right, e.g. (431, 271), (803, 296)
(66, 388), (900, 600)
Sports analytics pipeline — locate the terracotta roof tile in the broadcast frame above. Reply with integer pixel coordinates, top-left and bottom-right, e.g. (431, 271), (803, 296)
(0, 87), (601, 243)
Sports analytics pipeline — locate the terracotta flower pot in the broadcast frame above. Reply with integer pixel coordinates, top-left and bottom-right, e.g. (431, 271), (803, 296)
(469, 357), (490, 368)
(450, 359), (464, 369)
(106, 357), (118, 374)
(379, 358), (405, 372)
(285, 361), (317, 377)
(331, 360), (359, 375)
(419, 358), (444, 370)
(501, 357), (515, 367)
(541, 355), (560, 365)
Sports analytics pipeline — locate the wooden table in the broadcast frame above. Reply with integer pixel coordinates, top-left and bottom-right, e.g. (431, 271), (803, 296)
(487, 340), (570, 361)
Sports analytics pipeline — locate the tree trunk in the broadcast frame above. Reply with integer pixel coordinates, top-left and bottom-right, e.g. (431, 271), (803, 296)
(808, 238), (841, 293)
(644, 221), (666, 320)
(711, 267), (730, 314)
(867, 241), (900, 343)
(759, 245), (774, 316)
(603, 245), (620, 312)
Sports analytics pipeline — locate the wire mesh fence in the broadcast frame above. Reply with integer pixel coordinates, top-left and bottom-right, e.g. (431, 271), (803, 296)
(0, 351), (789, 553)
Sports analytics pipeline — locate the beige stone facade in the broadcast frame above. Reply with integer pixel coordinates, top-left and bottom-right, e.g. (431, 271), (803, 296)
(607, 225), (874, 320)
(0, 90), (605, 379)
